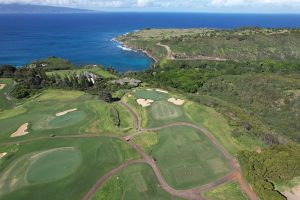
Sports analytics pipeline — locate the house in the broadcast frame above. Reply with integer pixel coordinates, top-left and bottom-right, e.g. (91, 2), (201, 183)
(76, 71), (99, 84)
(111, 77), (142, 87)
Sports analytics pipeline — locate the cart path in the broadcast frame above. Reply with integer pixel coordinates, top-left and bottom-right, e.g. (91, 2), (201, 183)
(121, 101), (258, 200)
(0, 101), (257, 200)
(82, 159), (147, 200)
(118, 101), (140, 131)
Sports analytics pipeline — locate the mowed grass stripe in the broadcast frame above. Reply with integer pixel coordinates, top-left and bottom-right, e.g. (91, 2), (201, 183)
(151, 126), (232, 189)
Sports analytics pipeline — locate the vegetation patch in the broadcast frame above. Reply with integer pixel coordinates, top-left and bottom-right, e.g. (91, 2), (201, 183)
(204, 181), (249, 200)
(238, 144), (300, 200)
(92, 164), (182, 200)
(132, 132), (159, 154)
(184, 102), (264, 155)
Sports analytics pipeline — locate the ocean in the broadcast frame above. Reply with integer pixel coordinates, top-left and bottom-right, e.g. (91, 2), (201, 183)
(1, 13), (300, 72)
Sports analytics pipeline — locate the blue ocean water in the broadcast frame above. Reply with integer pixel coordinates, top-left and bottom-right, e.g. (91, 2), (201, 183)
(1, 13), (300, 72)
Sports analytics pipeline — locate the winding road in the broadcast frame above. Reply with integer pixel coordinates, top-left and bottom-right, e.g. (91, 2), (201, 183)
(82, 101), (258, 200)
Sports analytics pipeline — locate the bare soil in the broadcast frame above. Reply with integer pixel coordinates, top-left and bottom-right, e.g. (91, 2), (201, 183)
(0, 152), (7, 159)
(168, 98), (185, 106)
(283, 185), (300, 200)
(11, 123), (29, 138)
(0, 84), (6, 90)
(137, 99), (154, 107)
(56, 108), (77, 117)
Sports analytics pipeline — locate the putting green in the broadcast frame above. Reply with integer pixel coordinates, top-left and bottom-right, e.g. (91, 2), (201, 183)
(48, 111), (87, 128)
(150, 101), (183, 120)
(134, 90), (169, 101)
(0, 137), (139, 199)
(26, 147), (82, 183)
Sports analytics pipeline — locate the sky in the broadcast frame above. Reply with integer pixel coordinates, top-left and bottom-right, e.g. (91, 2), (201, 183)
(1, 0), (300, 13)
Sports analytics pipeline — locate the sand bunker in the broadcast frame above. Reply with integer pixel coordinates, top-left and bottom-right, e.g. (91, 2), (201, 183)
(0, 84), (6, 90)
(137, 99), (154, 107)
(283, 185), (300, 200)
(156, 89), (169, 94)
(0, 152), (7, 159)
(168, 98), (185, 106)
(11, 123), (29, 138)
(146, 88), (153, 91)
(56, 108), (77, 117)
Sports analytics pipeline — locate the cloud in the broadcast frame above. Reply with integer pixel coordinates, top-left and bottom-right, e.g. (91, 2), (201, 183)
(211, 0), (300, 6)
(136, 0), (150, 7)
(0, 0), (300, 11)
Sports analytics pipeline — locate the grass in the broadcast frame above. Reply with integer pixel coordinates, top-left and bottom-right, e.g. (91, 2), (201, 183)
(48, 111), (87, 128)
(151, 126), (232, 189)
(0, 89), (134, 143)
(204, 181), (249, 200)
(150, 101), (184, 121)
(92, 164), (183, 200)
(0, 137), (139, 200)
(46, 66), (117, 79)
(123, 94), (148, 128)
(0, 78), (15, 110)
(134, 89), (170, 101)
(184, 102), (264, 156)
(132, 132), (160, 154)
(26, 147), (82, 183)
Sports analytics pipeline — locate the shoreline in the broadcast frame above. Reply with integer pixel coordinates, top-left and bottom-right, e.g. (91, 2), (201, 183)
(113, 37), (158, 64)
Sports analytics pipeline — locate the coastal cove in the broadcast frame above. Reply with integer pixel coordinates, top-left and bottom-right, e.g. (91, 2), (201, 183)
(1, 13), (300, 71)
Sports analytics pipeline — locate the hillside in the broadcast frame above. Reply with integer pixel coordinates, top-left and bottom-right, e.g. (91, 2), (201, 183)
(118, 28), (300, 62)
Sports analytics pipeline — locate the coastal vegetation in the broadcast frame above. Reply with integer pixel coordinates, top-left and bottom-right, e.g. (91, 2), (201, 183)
(118, 28), (300, 62)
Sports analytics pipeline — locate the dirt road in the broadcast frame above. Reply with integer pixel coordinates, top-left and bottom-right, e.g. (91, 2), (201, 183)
(156, 43), (227, 61)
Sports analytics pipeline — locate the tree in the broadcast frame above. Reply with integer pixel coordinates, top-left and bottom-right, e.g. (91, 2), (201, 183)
(100, 90), (113, 103)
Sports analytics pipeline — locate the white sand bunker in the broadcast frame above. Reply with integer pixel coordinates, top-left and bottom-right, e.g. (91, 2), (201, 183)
(168, 98), (185, 106)
(137, 99), (154, 107)
(11, 123), (29, 138)
(156, 89), (169, 94)
(0, 152), (7, 159)
(146, 88), (153, 91)
(0, 84), (6, 90)
(56, 108), (77, 117)
(284, 185), (300, 200)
